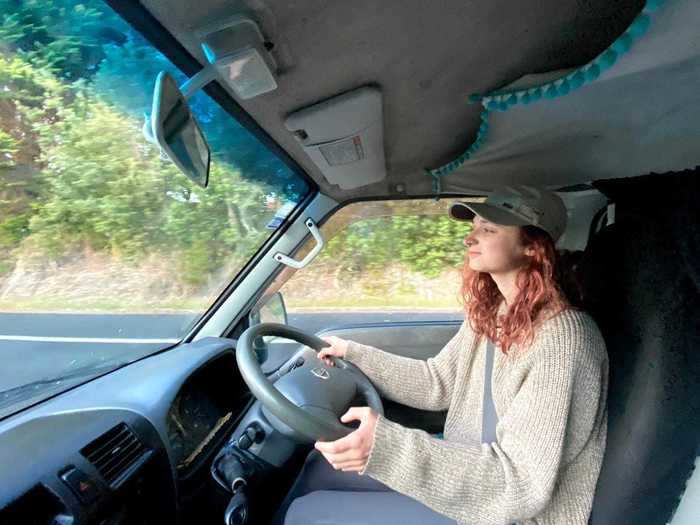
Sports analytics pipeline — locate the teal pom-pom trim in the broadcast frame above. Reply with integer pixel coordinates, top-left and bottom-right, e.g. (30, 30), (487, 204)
(466, 2), (659, 108)
(584, 63), (601, 82)
(558, 78), (571, 96)
(612, 33), (634, 54)
(569, 70), (585, 90)
(428, 0), (661, 185)
(644, 0), (665, 13)
(597, 49), (618, 71)
(427, 108), (492, 182)
(628, 14), (651, 37)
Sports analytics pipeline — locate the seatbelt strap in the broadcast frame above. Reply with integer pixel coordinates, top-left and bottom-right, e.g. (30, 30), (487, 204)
(481, 339), (499, 444)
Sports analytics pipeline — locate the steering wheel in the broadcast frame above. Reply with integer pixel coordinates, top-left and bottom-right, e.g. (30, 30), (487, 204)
(236, 323), (384, 443)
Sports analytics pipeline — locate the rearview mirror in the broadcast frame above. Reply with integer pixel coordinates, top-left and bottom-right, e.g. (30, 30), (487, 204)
(151, 72), (210, 188)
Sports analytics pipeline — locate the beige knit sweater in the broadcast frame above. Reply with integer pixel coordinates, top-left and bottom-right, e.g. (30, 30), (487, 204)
(345, 307), (609, 525)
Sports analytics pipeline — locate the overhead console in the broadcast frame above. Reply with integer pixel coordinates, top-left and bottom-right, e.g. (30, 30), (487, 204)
(285, 86), (386, 189)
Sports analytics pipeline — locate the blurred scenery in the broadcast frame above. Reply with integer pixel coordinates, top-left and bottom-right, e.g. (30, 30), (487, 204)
(280, 199), (472, 312)
(0, 1), (470, 406)
(0, 1), (472, 318)
(0, 0), (308, 321)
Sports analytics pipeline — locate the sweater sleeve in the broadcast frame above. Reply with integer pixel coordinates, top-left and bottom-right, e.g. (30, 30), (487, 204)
(361, 324), (588, 525)
(343, 321), (475, 411)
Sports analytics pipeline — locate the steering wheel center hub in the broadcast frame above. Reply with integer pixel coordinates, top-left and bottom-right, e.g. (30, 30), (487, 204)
(236, 323), (383, 442)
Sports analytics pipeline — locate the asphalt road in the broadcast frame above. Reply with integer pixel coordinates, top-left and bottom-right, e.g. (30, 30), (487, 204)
(0, 310), (463, 392)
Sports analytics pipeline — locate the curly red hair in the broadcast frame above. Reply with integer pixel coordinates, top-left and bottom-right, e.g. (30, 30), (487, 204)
(461, 225), (577, 354)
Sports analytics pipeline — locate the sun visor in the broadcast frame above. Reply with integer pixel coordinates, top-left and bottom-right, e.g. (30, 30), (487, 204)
(284, 87), (386, 190)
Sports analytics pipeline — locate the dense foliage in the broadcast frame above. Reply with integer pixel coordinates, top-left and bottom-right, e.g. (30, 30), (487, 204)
(0, 0), (468, 300)
(0, 0), (302, 286)
(320, 215), (469, 279)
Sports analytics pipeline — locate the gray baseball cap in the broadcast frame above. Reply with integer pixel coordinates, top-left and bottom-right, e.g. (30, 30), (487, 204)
(449, 186), (568, 242)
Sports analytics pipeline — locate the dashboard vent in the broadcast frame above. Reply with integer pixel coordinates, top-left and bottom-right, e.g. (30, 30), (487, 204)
(81, 423), (148, 487)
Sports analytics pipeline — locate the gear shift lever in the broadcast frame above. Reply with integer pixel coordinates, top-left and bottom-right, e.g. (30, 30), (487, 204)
(224, 484), (248, 525)
(213, 451), (254, 524)
(215, 453), (253, 491)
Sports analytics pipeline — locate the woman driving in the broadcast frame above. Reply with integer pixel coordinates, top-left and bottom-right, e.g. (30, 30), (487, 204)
(279, 186), (609, 525)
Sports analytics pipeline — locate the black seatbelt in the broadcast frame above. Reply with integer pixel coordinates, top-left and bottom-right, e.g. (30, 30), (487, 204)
(481, 339), (499, 444)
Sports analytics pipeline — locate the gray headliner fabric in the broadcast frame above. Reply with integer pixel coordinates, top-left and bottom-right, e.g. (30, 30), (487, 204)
(140, 0), (647, 200)
(442, 0), (700, 194)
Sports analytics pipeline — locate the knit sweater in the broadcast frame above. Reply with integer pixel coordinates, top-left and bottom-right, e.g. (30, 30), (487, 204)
(344, 307), (609, 525)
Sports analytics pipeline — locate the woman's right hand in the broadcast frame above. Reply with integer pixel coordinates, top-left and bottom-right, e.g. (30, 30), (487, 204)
(318, 335), (350, 366)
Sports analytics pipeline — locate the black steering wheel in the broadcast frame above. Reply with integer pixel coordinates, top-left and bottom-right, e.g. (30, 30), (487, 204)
(236, 323), (384, 443)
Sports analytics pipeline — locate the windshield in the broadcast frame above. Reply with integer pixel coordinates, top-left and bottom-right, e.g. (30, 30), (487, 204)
(0, 0), (312, 415)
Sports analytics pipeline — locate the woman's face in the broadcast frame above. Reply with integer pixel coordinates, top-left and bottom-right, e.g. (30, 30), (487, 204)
(463, 215), (533, 274)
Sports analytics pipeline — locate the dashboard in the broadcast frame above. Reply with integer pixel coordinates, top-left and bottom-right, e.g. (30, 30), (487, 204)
(167, 352), (247, 475)
(0, 337), (250, 524)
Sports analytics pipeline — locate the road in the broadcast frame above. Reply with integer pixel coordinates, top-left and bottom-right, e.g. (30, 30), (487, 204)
(0, 310), (463, 392)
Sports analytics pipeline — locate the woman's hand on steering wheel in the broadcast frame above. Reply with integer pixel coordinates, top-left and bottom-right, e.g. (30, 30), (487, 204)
(318, 336), (351, 365)
(237, 323), (383, 442)
(315, 406), (379, 472)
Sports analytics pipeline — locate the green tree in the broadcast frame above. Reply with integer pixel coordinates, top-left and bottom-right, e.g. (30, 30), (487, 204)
(0, 53), (68, 253)
(320, 215), (469, 279)
(27, 93), (168, 256)
(0, 0), (309, 299)
(0, 0), (119, 79)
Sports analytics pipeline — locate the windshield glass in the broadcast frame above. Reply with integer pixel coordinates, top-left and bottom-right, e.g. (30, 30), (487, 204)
(0, 0), (311, 415)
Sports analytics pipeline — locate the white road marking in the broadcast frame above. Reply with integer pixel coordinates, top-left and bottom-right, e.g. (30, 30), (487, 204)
(0, 335), (180, 344)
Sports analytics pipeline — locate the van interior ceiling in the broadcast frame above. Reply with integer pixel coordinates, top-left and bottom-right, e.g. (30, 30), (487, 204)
(139, 0), (658, 198)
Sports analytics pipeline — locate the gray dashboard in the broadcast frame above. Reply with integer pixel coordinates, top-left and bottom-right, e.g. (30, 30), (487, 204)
(0, 321), (463, 523)
(0, 336), (247, 523)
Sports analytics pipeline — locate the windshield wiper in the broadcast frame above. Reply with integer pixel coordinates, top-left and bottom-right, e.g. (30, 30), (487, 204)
(0, 360), (129, 410)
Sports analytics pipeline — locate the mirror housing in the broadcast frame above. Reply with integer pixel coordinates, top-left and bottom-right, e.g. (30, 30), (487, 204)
(151, 71), (211, 188)
(249, 292), (288, 363)
(250, 291), (288, 327)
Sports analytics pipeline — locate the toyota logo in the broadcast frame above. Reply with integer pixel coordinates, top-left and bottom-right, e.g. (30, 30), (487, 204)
(311, 367), (330, 380)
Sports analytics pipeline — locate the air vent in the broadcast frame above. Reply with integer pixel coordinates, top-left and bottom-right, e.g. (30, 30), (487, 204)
(81, 423), (148, 487)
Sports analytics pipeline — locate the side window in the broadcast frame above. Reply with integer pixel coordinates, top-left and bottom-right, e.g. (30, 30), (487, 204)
(276, 199), (472, 333)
